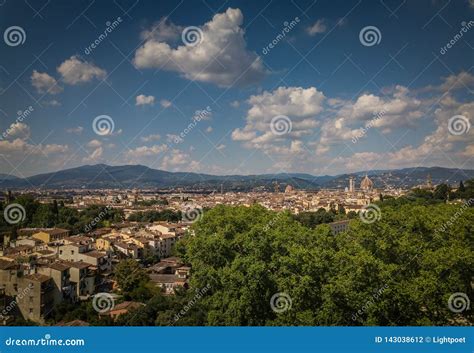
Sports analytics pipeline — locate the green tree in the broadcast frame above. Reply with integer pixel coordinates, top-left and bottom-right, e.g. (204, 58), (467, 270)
(114, 260), (148, 293)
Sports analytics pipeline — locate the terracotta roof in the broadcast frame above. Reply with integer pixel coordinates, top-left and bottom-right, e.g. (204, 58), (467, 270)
(58, 320), (90, 326)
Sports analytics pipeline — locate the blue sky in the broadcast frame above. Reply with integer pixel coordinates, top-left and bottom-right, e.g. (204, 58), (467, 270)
(0, 0), (473, 177)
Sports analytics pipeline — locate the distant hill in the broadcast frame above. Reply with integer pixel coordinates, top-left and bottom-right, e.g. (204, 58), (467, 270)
(0, 164), (472, 190)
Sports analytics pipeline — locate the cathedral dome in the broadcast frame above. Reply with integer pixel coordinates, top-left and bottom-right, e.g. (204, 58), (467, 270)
(360, 174), (373, 190)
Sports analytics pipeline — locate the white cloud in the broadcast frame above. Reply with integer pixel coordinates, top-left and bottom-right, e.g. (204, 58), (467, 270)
(31, 70), (63, 94)
(206, 126), (213, 133)
(83, 146), (103, 163)
(133, 8), (266, 87)
(230, 100), (240, 108)
(125, 144), (168, 159)
(87, 139), (102, 148)
(140, 17), (183, 42)
(232, 86), (324, 149)
(57, 56), (106, 85)
(66, 126), (84, 135)
(140, 134), (161, 142)
(5, 122), (31, 140)
(136, 94), (155, 106)
(307, 19), (327, 35)
(160, 99), (172, 108)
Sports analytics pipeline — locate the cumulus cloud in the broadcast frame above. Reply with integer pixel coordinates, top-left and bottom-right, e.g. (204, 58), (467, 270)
(133, 8), (266, 87)
(87, 139), (102, 148)
(31, 70), (63, 94)
(125, 144), (168, 159)
(57, 56), (106, 84)
(232, 86), (324, 151)
(140, 17), (183, 42)
(136, 94), (155, 106)
(307, 19), (327, 35)
(140, 134), (161, 142)
(4, 122), (31, 140)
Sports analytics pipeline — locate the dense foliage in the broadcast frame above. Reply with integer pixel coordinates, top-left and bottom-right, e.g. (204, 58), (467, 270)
(169, 201), (473, 326)
(127, 209), (181, 222)
(0, 195), (123, 239)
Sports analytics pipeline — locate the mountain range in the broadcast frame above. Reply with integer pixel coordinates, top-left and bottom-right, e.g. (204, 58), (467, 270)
(0, 164), (473, 190)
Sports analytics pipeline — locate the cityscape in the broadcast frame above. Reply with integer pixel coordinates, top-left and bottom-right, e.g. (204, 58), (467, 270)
(0, 0), (472, 331)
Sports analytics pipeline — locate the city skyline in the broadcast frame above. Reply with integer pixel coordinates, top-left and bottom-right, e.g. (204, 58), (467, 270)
(0, 0), (473, 178)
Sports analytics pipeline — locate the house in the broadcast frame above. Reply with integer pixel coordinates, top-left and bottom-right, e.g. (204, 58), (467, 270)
(32, 228), (70, 243)
(328, 220), (350, 235)
(102, 301), (145, 320)
(148, 257), (189, 294)
(16, 273), (55, 324)
(37, 262), (76, 304)
(68, 262), (95, 299)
